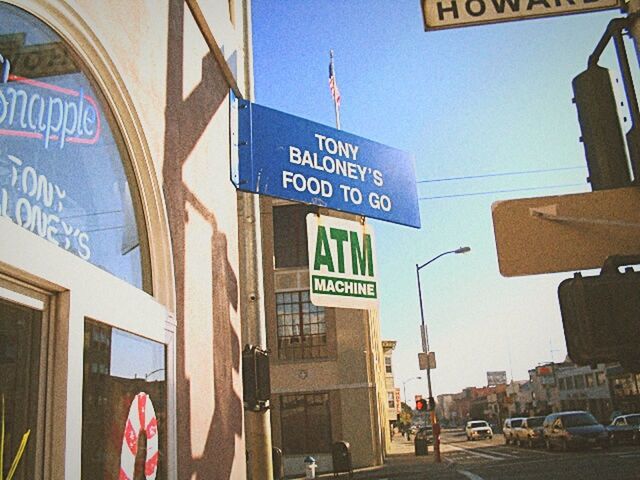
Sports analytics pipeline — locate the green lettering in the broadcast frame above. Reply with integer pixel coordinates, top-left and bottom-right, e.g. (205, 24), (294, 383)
(350, 232), (374, 277)
(314, 226), (334, 272)
(330, 227), (349, 273)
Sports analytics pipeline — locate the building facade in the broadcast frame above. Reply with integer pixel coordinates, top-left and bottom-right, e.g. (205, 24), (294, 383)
(0, 1), (252, 479)
(260, 199), (387, 474)
(382, 340), (399, 433)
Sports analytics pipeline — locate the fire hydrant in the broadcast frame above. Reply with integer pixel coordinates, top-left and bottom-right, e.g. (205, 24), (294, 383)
(304, 456), (317, 479)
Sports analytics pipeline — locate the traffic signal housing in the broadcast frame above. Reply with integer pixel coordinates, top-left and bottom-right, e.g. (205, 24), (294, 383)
(558, 265), (640, 372)
(242, 345), (271, 411)
(415, 398), (428, 412)
(572, 65), (631, 190)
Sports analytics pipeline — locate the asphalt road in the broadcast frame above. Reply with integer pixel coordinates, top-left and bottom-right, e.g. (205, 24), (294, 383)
(434, 430), (640, 480)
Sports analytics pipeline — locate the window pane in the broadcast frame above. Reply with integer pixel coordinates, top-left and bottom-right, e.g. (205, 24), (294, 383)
(276, 290), (326, 360)
(0, 297), (42, 480)
(82, 319), (167, 480)
(273, 205), (317, 268)
(0, 4), (146, 290)
(281, 393), (331, 454)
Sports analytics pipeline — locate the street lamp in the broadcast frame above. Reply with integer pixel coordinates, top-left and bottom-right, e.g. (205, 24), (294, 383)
(416, 246), (470, 462)
(402, 376), (422, 406)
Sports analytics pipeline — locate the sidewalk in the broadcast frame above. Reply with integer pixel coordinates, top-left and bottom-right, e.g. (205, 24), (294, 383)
(350, 433), (454, 479)
(289, 432), (455, 479)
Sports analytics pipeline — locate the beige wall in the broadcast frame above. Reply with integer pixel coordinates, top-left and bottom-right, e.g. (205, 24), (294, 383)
(4, 1), (250, 478)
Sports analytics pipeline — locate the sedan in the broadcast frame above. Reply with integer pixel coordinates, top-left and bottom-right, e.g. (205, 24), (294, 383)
(608, 413), (640, 445)
(514, 416), (546, 448)
(466, 420), (493, 441)
(543, 411), (609, 451)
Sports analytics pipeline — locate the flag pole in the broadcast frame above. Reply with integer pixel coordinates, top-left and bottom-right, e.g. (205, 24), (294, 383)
(330, 50), (341, 130)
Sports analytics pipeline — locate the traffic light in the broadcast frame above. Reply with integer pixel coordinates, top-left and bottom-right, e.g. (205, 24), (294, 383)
(572, 65), (631, 190)
(558, 265), (640, 372)
(415, 398), (428, 412)
(242, 345), (271, 411)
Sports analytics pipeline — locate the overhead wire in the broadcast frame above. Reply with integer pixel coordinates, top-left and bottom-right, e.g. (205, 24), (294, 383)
(417, 165), (586, 184)
(417, 164), (587, 200)
(419, 183), (586, 201)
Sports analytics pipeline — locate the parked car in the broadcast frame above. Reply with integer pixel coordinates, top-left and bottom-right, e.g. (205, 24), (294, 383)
(503, 417), (526, 445)
(543, 411), (609, 451)
(415, 425), (434, 445)
(466, 420), (493, 441)
(608, 413), (640, 445)
(513, 416), (546, 448)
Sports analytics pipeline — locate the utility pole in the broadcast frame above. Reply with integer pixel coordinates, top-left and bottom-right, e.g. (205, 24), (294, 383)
(239, 0), (273, 478)
(238, 192), (274, 480)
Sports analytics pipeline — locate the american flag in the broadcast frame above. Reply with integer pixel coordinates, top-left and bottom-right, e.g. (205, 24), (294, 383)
(329, 61), (341, 107)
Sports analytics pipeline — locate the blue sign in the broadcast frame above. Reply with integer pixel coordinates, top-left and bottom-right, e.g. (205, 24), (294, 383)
(233, 99), (421, 228)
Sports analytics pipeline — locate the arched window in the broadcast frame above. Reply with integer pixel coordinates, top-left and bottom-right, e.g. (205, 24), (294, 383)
(1, 3), (148, 291)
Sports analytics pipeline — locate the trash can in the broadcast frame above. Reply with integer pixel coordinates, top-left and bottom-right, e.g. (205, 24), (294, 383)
(331, 441), (353, 477)
(414, 437), (428, 456)
(272, 447), (284, 480)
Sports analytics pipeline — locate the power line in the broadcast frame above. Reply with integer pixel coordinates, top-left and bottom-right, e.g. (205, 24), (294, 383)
(417, 165), (585, 184)
(419, 183), (586, 201)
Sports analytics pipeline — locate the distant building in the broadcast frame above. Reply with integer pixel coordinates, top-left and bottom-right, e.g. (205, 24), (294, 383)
(607, 365), (640, 414)
(555, 363), (612, 421)
(382, 340), (399, 432)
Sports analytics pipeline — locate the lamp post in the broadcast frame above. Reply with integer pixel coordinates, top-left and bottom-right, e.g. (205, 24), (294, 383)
(402, 376), (422, 406)
(416, 246), (470, 462)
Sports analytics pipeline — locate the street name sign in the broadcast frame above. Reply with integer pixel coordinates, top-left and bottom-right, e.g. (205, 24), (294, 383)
(422, 0), (620, 30)
(418, 352), (437, 370)
(492, 187), (640, 277)
(234, 99), (421, 228)
(306, 214), (379, 309)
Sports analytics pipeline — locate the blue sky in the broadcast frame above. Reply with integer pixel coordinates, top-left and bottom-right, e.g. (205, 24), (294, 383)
(251, 1), (638, 403)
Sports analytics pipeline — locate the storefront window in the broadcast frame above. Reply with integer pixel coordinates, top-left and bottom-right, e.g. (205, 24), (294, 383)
(82, 319), (167, 480)
(0, 296), (42, 480)
(0, 3), (147, 290)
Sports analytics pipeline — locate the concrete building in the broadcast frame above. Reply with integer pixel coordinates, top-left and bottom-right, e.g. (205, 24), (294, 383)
(260, 199), (387, 475)
(556, 363), (612, 422)
(0, 1), (254, 479)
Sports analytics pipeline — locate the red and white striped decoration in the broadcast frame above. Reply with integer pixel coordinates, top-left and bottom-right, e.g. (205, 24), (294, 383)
(119, 392), (159, 480)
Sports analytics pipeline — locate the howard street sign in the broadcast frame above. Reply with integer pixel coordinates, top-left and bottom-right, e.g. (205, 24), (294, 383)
(234, 99), (421, 229)
(421, 0), (619, 30)
(492, 187), (640, 277)
(306, 214), (379, 309)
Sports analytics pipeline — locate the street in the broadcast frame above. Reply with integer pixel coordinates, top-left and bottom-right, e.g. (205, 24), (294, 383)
(373, 430), (640, 480)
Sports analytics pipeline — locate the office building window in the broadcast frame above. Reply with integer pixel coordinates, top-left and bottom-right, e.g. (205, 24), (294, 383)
(273, 204), (317, 268)
(385, 357), (392, 374)
(276, 290), (326, 360)
(280, 393), (332, 454)
(387, 392), (395, 408)
(586, 373), (595, 388)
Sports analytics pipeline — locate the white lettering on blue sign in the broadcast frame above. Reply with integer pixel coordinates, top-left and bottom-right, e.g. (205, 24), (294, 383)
(284, 133), (389, 211)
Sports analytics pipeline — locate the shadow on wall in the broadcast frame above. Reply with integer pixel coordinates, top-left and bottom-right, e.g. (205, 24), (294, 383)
(163, 1), (242, 478)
